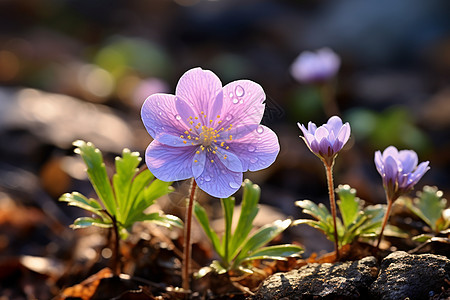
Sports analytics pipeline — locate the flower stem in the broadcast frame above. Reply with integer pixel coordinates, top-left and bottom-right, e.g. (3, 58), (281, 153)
(376, 198), (394, 251)
(103, 210), (121, 276)
(324, 163), (340, 260)
(318, 81), (340, 117)
(182, 178), (197, 291)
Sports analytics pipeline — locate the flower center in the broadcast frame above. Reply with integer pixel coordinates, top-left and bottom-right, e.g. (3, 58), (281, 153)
(178, 111), (233, 162)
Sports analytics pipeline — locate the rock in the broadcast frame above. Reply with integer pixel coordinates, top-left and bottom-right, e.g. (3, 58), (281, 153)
(251, 256), (378, 299)
(369, 251), (450, 300)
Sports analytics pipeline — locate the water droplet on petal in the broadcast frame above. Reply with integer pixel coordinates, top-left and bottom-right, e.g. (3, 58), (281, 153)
(159, 111), (163, 116)
(175, 114), (181, 120)
(221, 169), (227, 174)
(250, 157), (258, 164)
(235, 85), (245, 97)
(229, 182), (240, 189)
(257, 126), (264, 134)
(204, 175), (211, 182)
(232, 98), (239, 104)
(239, 100), (243, 104)
(248, 145), (256, 152)
(161, 126), (165, 130)
(229, 92), (234, 98)
(225, 114), (233, 121)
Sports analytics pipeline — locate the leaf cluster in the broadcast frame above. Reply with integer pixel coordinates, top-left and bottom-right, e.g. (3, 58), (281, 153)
(294, 184), (387, 246)
(59, 140), (182, 239)
(401, 186), (450, 242)
(194, 179), (303, 275)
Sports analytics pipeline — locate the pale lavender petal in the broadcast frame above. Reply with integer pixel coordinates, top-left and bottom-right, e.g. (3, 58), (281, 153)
(302, 132), (316, 148)
(397, 150), (418, 174)
(192, 150), (207, 178)
(384, 156), (399, 184)
(175, 67), (222, 117)
(337, 123), (351, 146)
(219, 124), (259, 142)
(382, 146), (399, 160)
(307, 122), (317, 134)
(225, 125), (280, 172)
(374, 151), (384, 175)
(145, 140), (195, 181)
(175, 96), (199, 127)
(141, 94), (189, 146)
(215, 147), (243, 172)
(318, 138), (332, 157)
(309, 139), (321, 154)
(195, 152), (243, 198)
(220, 80), (266, 128)
(408, 161), (430, 185)
(326, 116), (343, 134)
(314, 126), (330, 144)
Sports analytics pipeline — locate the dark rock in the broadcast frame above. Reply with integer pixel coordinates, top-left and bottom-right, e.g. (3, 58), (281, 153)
(251, 256), (378, 299)
(369, 251), (450, 300)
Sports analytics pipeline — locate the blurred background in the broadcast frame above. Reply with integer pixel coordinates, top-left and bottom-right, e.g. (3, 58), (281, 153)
(1, 0), (450, 271)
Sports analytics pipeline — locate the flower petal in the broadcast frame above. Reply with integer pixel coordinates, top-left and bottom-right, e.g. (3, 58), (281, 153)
(195, 152), (243, 198)
(382, 146), (399, 160)
(397, 150), (418, 174)
(220, 80), (266, 128)
(374, 150), (384, 175)
(141, 94), (190, 146)
(215, 146), (243, 172)
(226, 125), (280, 172)
(326, 116), (343, 134)
(175, 67), (222, 117)
(145, 140), (195, 181)
(384, 156), (399, 184)
(192, 150), (207, 178)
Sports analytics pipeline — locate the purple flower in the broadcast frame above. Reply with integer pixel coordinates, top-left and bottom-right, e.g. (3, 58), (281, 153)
(141, 67), (280, 198)
(375, 146), (430, 201)
(290, 48), (341, 84)
(298, 116), (351, 166)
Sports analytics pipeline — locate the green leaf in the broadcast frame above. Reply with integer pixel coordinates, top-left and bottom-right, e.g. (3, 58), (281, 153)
(221, 196), (235, 265)
(113, 148), (141, 222)
(122, 169), (154, 225)
(296, 200), (330, 223)
(71, 217), (112, 229)
(194, 201), (222, 256)
(59, 192), (104, 216)
(73, 140), (117, 216)
(229, 180), (259, 258)
(336, 184), (362, 228)
(412, 233), (433, 243)
(406, 186), (447, 232)
(210, 260), (227, 275)
(234, 219), (291, 267)
(241, 244), (303, 262)
(134, 212), (183, 229)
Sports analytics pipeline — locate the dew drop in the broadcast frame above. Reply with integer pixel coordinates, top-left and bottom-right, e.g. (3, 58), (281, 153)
(225, 114), (233, 121)
(232, 98), (239, 104)
(229, 92), (234, 98)
(159, 111), (163, 116)
(221, 169), (227, 174)
(235, 85), (245, 97)
(175, 114), (181, 121)
(256, 126), (264, 134)
(248, 145), (256, 152)
(204, 175), (211, 182)
(229, 182), (240, 189)
(239, 100), (243, 104)
(250, 157), (258, 164)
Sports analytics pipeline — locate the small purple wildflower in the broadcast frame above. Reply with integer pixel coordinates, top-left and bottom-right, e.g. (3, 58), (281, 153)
(298, 116), (351, 166)
(141, 67), (280, 198)
(374, 146), (430, 201)
(290, 48), (341, 84)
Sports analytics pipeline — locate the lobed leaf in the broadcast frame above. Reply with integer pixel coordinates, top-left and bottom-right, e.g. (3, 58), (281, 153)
(71, 217), (112, 229)
(336, 184), (362, 228)
(113, 148), (141, 222)
(59, 192), (104, 216)
(73, 140), (117, 216)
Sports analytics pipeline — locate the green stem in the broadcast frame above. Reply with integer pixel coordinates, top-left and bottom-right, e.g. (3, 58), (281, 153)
(376, 198), (394, 251)
(182, 179), (197, 291)
(324, 162), (340, 260)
